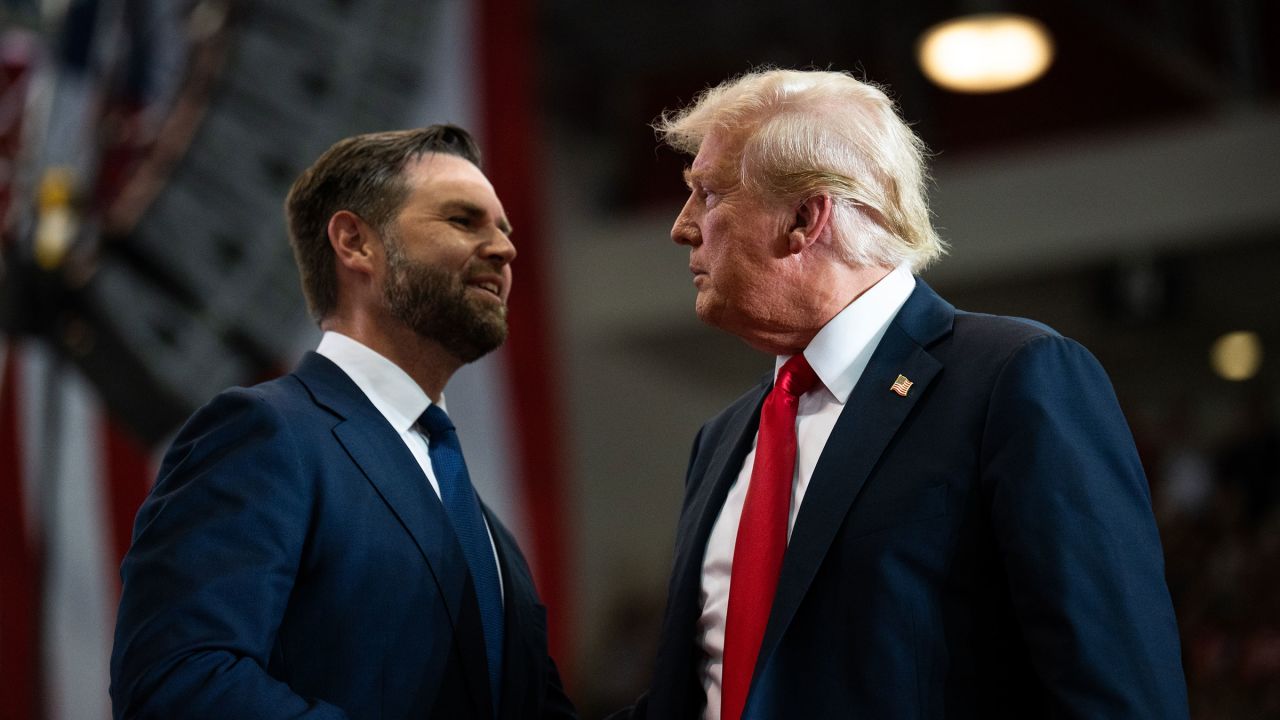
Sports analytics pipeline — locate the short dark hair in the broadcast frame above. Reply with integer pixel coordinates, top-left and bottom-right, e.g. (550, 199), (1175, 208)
(285, 124), (482, 321)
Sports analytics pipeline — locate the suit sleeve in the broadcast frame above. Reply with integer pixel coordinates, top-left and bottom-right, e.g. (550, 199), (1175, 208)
(109, 389), (347, 720)
(981, 335), (1189, 719)
(540, 653), (579, 720)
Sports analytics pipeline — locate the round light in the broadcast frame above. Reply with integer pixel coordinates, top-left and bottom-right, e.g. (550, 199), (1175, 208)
(917, 13), (1055, 93)
(1210, 331), (1263, 382)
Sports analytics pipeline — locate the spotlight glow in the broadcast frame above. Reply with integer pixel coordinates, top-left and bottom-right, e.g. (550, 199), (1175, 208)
(1210, 331), (1263, 382)
(917, 13), (1055, 93)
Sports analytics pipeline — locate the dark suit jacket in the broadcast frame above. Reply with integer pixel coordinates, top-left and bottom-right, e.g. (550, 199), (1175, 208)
(629, 280), (1188, 719)
(110, 352), (576, 720)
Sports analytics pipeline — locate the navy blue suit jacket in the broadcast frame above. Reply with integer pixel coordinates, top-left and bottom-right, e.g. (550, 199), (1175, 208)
(629, 281), (1188, 719)
(110, 353), (575, 720)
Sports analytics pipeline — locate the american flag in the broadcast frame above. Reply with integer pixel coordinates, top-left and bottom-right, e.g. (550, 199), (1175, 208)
(0, 2), (572, 718)
(890, 374), (913, 397)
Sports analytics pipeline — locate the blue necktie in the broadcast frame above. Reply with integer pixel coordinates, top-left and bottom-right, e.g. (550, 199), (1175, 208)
(419, 404), (504, 711)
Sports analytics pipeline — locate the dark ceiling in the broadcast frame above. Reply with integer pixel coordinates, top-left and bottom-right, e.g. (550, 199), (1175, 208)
(539, 0), (1279, 212)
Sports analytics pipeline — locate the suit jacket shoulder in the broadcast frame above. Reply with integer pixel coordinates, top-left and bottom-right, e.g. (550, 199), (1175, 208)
(113, 352), (578, 720)
(639, 279), (1188, 720)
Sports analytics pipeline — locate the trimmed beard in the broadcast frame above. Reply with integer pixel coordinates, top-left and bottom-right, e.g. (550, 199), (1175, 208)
(381, 234), (508, 363)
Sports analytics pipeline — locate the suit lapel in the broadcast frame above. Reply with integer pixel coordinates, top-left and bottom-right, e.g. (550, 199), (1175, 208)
(293, 352), (493, 719)
(488, 507), (542, 720)
(750, 281), (954, 692)
(652, 383), (768, 718)
(669, 383), (769, 619)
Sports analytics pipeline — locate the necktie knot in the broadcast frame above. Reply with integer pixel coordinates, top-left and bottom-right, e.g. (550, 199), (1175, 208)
(418, 404), (455, 436)
(775, 354), (818, 398)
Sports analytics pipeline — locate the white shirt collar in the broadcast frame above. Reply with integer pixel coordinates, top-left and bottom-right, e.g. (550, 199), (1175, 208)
(315, 331), (443, 431)
(775, 264), (916, 404)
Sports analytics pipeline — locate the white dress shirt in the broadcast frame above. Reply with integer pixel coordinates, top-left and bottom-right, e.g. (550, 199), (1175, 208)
(316, 330), (503, 598)
(696, 266), (916, 719)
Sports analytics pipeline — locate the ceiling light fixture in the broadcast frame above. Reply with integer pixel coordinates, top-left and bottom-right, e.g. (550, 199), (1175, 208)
(917, 13), (1055, 93)
(1210, 331), (1264, 382)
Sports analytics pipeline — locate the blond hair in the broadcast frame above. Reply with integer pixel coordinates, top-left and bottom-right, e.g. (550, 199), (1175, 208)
(656, 69), (945, 271)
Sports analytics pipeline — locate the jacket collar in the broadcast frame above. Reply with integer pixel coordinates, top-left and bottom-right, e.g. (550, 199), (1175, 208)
(294, 352), (496, 719)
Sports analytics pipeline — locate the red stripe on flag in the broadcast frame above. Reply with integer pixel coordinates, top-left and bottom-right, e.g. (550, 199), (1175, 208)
(476, 0), (574, 676)
(103, 419), (152, 580)
(0, 344), (42, 718)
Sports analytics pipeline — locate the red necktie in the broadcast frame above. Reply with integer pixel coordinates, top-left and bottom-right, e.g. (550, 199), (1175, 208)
(721, 353), (819, 720)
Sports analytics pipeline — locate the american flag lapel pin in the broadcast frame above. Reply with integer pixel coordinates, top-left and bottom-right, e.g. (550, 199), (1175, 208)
(890, 374), (913, 397)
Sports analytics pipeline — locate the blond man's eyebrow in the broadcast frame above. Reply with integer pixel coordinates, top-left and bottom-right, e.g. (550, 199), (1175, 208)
(682, 166), (703, 189)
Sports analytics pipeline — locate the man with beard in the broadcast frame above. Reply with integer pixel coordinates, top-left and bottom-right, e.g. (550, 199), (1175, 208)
(110, 125), (577, 720)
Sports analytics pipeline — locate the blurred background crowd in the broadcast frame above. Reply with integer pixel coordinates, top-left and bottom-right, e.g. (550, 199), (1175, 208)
(1, 0), (1277, 718)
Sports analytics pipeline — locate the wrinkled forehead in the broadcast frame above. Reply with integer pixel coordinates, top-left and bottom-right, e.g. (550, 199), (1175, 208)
(402, 153), (499, 207)
(688, 126), (752, 183)
(404, 153), (509, 224)
(404, 151), (491, 189)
